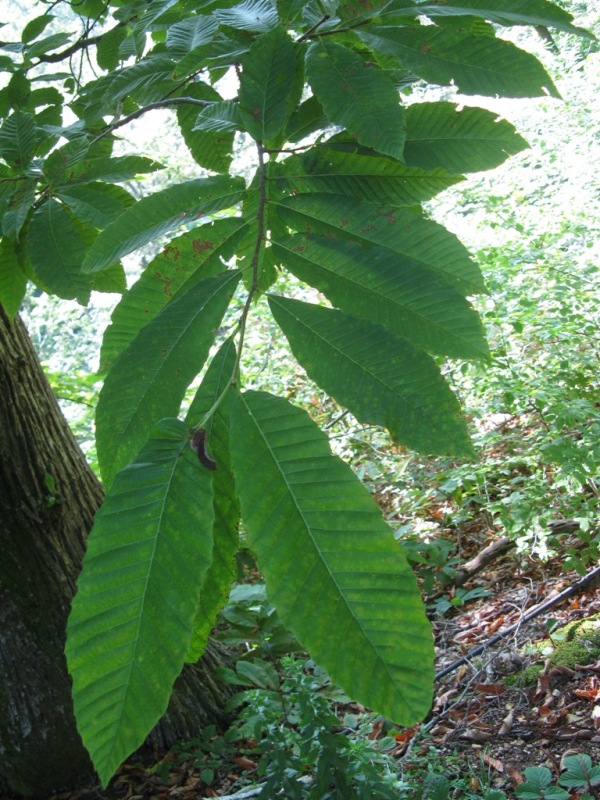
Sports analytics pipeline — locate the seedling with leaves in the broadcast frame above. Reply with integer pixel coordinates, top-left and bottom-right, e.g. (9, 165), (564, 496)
(515, 766), (570, 800)
(559, 754), (600, 798)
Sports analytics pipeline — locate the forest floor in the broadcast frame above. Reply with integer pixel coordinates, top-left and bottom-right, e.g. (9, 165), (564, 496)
(44, 524), (600, 800)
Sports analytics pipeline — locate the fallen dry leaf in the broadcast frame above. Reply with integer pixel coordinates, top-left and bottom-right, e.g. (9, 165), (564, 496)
(483, 753), (504, 773)
(498, 710), (514, 735)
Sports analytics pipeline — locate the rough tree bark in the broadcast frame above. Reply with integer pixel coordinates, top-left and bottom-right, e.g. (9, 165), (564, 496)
(0, 307), (234, 798)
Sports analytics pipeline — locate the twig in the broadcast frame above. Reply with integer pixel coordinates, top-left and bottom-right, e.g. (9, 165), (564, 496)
(435, 562), (600, 681)
(90, 96), (211, 145)
(452, 536), (515, 587)
(190, 142), (268, 433)
(297, 15), (330, 43)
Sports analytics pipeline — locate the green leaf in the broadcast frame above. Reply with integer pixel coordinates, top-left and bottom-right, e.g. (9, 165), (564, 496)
(277, 0), (306, 26)
(268, 296), (472, 455)
(82, 176), (245, 273)
(103, 56), (176, 106)
(0, 111), (36, 168)
(275, 149), (462, 204)
(26, 86), (63, 112)
(306, 40), (405, 159)
(118, 29), (147, 62)
(337, 0), (396, 24)
(66, 418), (215, 787)
(230, 390), (434, 724)
(0, 236), (27, 316)
(560, 754), (600, 788)
(96, 25), (127, 71)
(303, 0), (340, 30)
(2, 178), (36, 239)
(42, 138), (92, 183)
(274, 193), (485, 295)
(92, 261), (127, 295)
(284, 94), (329, 144)
(96, 270), (241, 487)
(238, 26), (296, 142)
(22, 14), (54, 44)
(165, 14), (219, 58)
(404, 102), (529, 174)
(56, 183), (135, 229)
(100, 218), (247, 372)
(24, 32), (73, 60)
(273, 232), (488, 360)
(359, 25), (560, 98)
(184, 338), (240, 662)
(215, 0), (280, 32)
(78, 0), (111, 16)
(407, 1), (592, 36)
(176, 84), (234, 173)
(27, 200), (94, 304)
(192, 101), (243, 133)
(48, 154), (163, 186)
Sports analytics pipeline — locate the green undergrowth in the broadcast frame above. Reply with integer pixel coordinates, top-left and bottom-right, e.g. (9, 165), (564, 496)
(157, 643), (600, 800)
(160, 581), (600, 799)
(506, 614), (600, 686)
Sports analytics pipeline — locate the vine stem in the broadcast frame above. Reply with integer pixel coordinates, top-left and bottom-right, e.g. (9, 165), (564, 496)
(191, 142), (268, 433)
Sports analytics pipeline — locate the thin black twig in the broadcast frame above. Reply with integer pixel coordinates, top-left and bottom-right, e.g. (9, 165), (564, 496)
(297, 15), (331, 43)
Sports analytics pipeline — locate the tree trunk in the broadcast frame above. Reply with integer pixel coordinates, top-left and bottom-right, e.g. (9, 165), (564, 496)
(0, 307), (234, 798)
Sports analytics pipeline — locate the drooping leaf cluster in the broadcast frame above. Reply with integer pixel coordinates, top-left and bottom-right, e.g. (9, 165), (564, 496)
(0, 0), (591, 786)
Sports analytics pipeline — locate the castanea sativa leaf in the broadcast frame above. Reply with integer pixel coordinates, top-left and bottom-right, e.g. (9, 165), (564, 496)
(175, 81), (235, 173)
(96, 271), (241, 487)
(82, 176), (246, 273)
(56, 182), (135, 229)
(274, 193), (486, 296)
(275, 149), (462, 205)
(27, 199), (95, 304)
(268, 296), (473, 456)
(184, 338), (240, 663)
(405, 2), (590, 36)
(273, 232), (489, 360)
(0, 236), (27, 317)
(5, 0), (579, 786)
(66, 418), (214, 788)
(404, 102), (529, 174)
(230, 391), (434, 725)
(99, 218), (248, 372)
(0, 111), (36, 168)
(305, 39), (405, 160)
(359, 25), (560, 98)
(238, 26), (297, 142)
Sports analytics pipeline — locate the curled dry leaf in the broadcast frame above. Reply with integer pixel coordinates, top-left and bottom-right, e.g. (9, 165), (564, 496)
(460, 727), (493, 742)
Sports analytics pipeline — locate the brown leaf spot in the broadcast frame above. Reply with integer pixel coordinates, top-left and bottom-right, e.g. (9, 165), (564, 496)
(192, 239), (214, 255)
